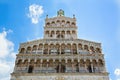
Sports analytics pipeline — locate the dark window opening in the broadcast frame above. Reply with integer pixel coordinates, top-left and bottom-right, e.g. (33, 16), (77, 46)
(28, 65), (34, 73)
(44, 51), (48, 54)
(76, 64), (79, 72)
(57, 35), (60, 38)
(61, 35), (64, 38)
(73, 50), (77, 54)
(87, 65), (92, 73)
(50, 34), (52, 37)
(61, 52), (65, 54)
(56, 64), (66, 73)
(61, 65), (65, 73)
(56, 65), (59, 73)
(57, 51), (60, 54)
(93, 66), (96, 73)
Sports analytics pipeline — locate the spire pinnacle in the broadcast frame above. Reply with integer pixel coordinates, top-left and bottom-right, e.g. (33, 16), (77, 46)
(57, 9), (64, 16)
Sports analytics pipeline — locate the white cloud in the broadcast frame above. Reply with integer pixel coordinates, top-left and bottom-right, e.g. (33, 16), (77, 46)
(0, 29), (16, 80)
(0, 59), (14, 80)
(28, 4), (44, 24)
(114, 68), (120, 76)
(10, 52), (16, 59)
(0, 61), (11, 75)
(0, 30), (14, 58)
(1, 77), (10, 80)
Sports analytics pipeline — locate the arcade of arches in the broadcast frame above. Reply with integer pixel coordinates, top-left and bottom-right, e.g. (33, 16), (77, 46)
(16, 58), (104, 73)
(10, 9), (109, 80)
(20, 43), (101, 54)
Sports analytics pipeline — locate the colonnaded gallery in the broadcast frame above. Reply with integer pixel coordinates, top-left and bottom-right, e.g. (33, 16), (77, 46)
(10, 9), (109, 80)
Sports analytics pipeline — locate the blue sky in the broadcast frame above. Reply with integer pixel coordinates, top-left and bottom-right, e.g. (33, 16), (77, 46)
(0, 0), (120, 80)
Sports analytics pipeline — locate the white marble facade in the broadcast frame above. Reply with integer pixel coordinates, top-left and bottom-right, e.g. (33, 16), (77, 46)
(10, 9), (109, 80)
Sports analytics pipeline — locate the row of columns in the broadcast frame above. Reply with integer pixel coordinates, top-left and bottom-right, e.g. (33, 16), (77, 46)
(16, 58), (104, 73)
(20, 45), (101, 54)
(45, 30), (76, 35)
(46, 22), (76, 27)
(45, 33), (76, 39)
(20, 43), (101, 54)
(16, 61), (103, 73)
(17, 58), (104, 63)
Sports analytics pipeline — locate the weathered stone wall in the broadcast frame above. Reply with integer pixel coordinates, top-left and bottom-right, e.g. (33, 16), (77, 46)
(11, 73), (109, 80)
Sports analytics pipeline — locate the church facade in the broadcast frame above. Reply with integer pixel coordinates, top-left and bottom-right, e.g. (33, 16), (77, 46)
(10, 10), (109, 80)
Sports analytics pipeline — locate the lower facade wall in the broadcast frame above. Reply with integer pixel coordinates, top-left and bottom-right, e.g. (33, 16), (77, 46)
(11, 74), (109, 80)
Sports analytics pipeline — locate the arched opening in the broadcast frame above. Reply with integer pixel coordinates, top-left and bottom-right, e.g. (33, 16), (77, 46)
(92, 59), (97, 72)
(55, 59), (59, 73)
(50, 31), (54, 37)
(56, 31), (60, 38)
(61, 64), (66, 73)
(38, 44), (43, 54)
(80, 59), (84, 67)
(61, 31), (65, 38)
(88, 65), (92, 73)
(57, 34), (60, 38)
(26, 46), (31, 54)
(96, 48), (101, 53)
(72, 44), (77, 54)
(42, 59), (47, 67)
(74, 59), (79, 72)
(45, 31), (49, 37)
(56, 44), (60, 54)
(84, 45), (89, 51)
(67, 31), (70, 35)
(67, 59), (72, 67)
(20, 48), (25, 53)
(61, 59), (66, 73)
(65, 44), (71, 54)
(28, 65), (34, 73)
(56, 63), (66, 73)
(56, 20), (60, 27)
(33, 45), (37, 50)
(44, 44), (48, 54)
(50, 44), (57, 54)
(49, 59), (53, 67)
(36, 59), (41, 67)
(61, 44), (65, 54)
(38, 44), (43, 50)
(56, 65), (59, 73)
(71, 22), (75, 27)
(57, 20), (60, 23)
(46, 22), (50, 27)
(66, 21), (70, 27)
(23, 59), (28, 67)
(51, 21), (55, 26)
(17, 59), (22, 67)
(61, 20), (65, 27)
(98, 59), (104, 67)
(90, 46), (95, 53)
(78, 43), (82, 50)
(30, 59), (34, 64)
(72, 30), (76, 34)
(67, 59), (72, 72)
(86, 59), (92, 73)
(56, 31), (60, 34)
(32, 45), (37, 53)
(45, 31), (49, 34)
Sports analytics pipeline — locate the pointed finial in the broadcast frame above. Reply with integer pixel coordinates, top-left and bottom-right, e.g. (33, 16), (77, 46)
(73, 14), (75, 18)
(46, 15), (48, 18)
(57, 9), (64, 16)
